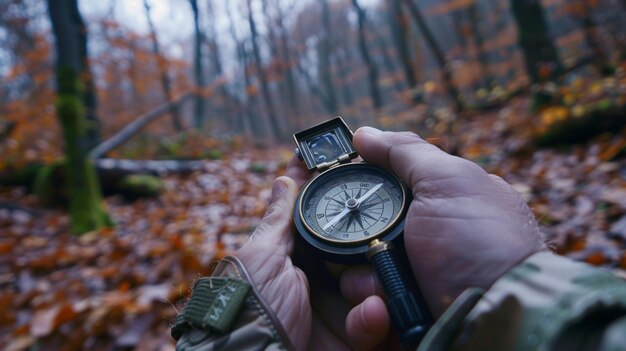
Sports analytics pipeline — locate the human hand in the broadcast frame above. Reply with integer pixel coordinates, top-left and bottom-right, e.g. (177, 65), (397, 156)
(235, 158), (392, 350)
(346, 127), (545, 317)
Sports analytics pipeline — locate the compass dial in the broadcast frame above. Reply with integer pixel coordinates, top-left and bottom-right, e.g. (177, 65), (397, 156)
(298, 163), (407, 245)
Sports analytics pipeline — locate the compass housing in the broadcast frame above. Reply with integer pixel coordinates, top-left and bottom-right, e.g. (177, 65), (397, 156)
(294, 162), (411, 264)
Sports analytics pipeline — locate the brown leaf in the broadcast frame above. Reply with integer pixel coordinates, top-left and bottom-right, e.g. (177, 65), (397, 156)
(6, 336), (35, 351)
(30, 306), (59, 337)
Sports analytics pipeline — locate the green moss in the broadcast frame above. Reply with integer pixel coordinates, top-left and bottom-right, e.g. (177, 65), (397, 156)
(596, 99), (613, 112)
(0, 163), (44, 190)
(55, 65), (112, 234)
(249, 162), (267, 173)
(205, 149), (223, 160)
(34, 159), (67, 207)
(118, 174), (165, 200)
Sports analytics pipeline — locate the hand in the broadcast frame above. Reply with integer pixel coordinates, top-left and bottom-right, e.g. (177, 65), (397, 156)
(345, 127), (545, 318)
(235, 158), (391, 350)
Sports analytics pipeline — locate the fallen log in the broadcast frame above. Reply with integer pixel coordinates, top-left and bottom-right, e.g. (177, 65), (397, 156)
(95, 158), (206, 196)
(96, 158), (205, 177)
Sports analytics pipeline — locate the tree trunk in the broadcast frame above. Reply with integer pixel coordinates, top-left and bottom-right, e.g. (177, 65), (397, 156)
(578, 0), (609, 71)
(276, 0), (305, 129)
(510, 0), (564, 84)
(246, 0), (283, 140)
(204, 1), (239, 133)
(389, 0), (417, 89)
(402, 0), (463, 112)
(226, 3), (256, 138)
(467, 2), (492, 88)
(188, 0), (207, 128)
(296, 58), (333, 113)
(371, 25), (406, 94)
(351, 0), (383, 110)
(143, 0), (183, 131)
(320, 0), (339, 114)
(336, 48), (355, 107)
(242, 42), (271, 140)
(47, 0), (111, 234)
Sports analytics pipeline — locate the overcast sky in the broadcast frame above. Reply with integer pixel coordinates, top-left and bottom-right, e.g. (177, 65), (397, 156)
(79, 0), (380, 50)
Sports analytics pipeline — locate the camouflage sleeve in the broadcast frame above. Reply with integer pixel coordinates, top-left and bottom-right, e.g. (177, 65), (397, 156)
(172, 256), (294, 351)
(418, 252), (626, 351)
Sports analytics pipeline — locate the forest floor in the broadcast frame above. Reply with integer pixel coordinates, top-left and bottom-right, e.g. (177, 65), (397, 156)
(2, 70), (626, 350)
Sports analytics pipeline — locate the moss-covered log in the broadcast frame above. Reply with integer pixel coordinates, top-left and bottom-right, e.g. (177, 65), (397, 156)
(118, 174), (165, 200)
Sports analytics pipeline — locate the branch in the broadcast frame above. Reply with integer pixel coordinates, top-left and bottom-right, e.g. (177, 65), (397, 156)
(89, 92), (194, 160)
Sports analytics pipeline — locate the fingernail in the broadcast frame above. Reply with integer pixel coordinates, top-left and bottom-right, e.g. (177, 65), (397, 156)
(271, 177), (288, 201)
(358, 126), (383, 135)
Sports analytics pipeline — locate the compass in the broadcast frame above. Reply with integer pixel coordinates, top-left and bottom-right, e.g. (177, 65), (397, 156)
(293, 117), (433, 347)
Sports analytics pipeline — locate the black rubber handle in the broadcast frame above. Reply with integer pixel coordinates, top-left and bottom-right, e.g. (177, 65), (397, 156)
(368, 243), (433, 348)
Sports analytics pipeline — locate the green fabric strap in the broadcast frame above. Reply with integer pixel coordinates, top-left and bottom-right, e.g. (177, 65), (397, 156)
(171, 277), (251, 340)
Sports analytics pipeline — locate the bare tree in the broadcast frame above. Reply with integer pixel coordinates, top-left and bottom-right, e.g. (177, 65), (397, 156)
(188, 0), (207, 128)
(142, 0), (183, 131)
(389, 0), (417, 90)
(336, 47), (355, 107)
(402, 0), (463, 112)
(226, 1), (263, 138)
(265, 0), (302, 129)
(467, 2), (492, 88)
(351, 0), (383, 110)
(576, 0), (609, 71)
(371, 24), (406, 94)
(510, 0), (564, 84)
(319, 0), (339, 114)
(205, 1), (241, 132)
(246, 0), (283, 139)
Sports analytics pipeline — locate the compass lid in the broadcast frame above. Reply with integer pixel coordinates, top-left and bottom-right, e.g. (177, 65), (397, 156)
(293, 117), (358, 173)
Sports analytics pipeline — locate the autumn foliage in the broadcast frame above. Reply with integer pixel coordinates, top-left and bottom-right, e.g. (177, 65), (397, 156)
(1, 0), (626, 349)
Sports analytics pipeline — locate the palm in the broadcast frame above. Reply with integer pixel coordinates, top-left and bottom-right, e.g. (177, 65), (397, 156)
(404, 168), (543, 315)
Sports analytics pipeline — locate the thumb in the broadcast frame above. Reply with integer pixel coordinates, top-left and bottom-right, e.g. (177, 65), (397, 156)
(346, 296), (390, 350)
(353, 127), (487, 192)
(247, 176), (299, 253)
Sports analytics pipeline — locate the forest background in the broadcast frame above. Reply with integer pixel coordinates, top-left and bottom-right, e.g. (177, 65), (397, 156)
(1, 0), (626, 349)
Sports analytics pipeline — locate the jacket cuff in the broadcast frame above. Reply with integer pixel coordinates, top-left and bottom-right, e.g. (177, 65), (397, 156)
(172, 256), (294, 351)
